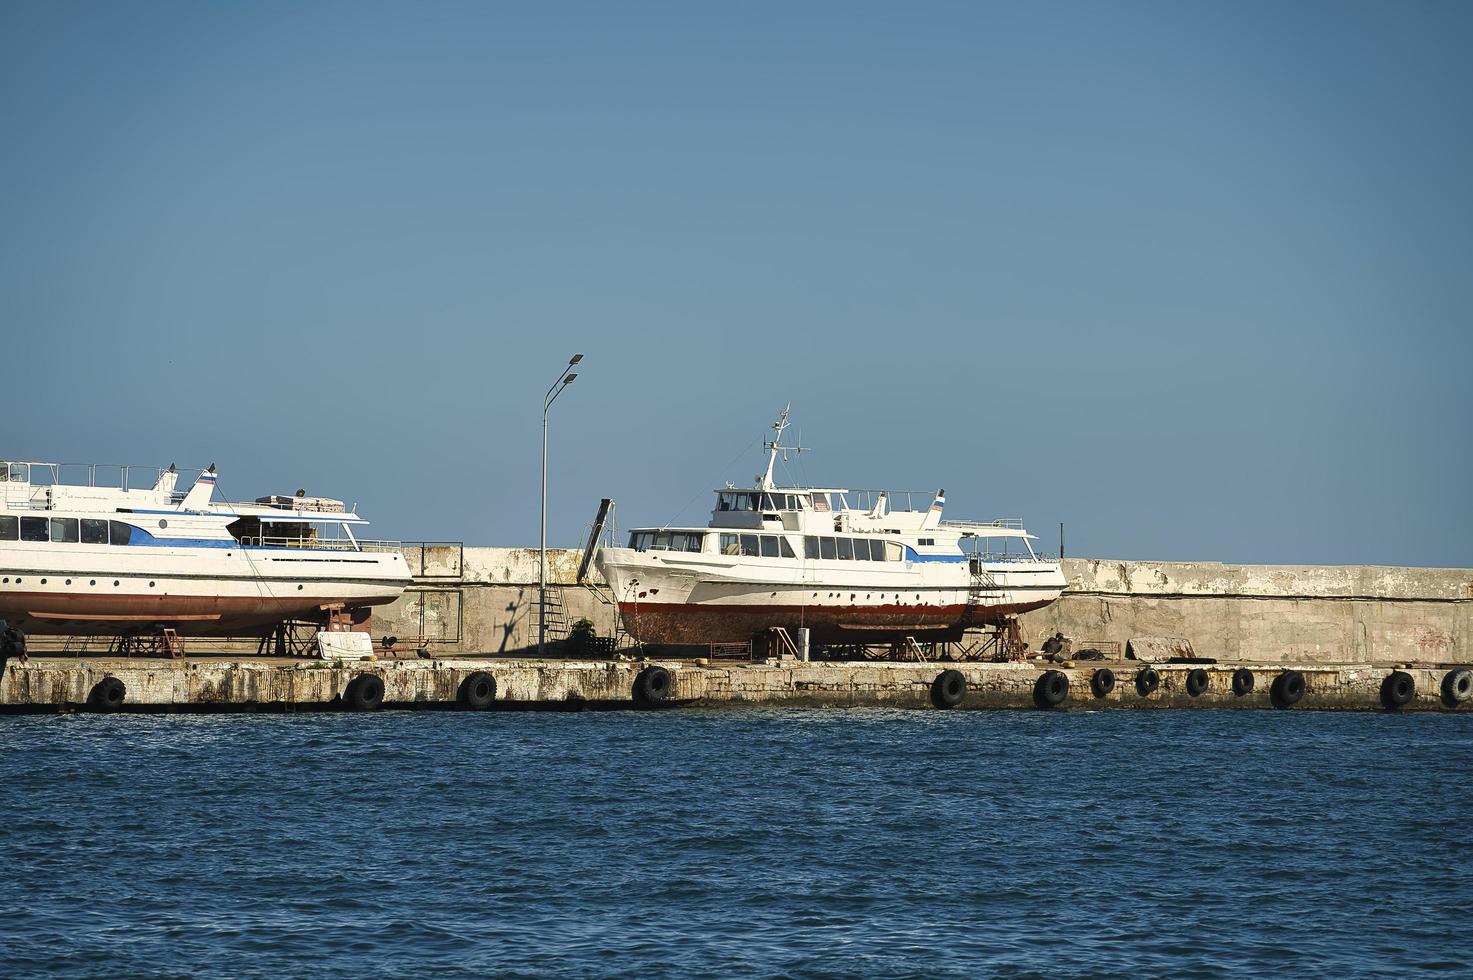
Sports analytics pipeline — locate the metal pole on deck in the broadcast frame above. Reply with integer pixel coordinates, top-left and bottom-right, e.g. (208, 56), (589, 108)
(540, 354), (582, 658)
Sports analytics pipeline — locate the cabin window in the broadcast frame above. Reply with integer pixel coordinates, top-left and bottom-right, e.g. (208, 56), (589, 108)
(109, 521), (134, 546)
(720, 534), (740, 555)
(885, 541), (903, 562)
(81, 519), (108, 545)
(628, 531), (653, 551)
(668, 532), (704, 552)
(779, 537), (796, 558)
(857, 538), (876, 560)
(0, 515), (16, 540)
(20, 516), (48, 542)
(804, 536), (819, 559)
(820, 537), (836, 560)
(837, 538), (853, 560)
(0, 464), (6, 483)
(740, 534), (760, 557)
(9, 463), (28, 483)
(50, 518), (80, 543)
(919, 538), (935, 546)
(759, 536), (779, 558)
(653, 532), (671, 550)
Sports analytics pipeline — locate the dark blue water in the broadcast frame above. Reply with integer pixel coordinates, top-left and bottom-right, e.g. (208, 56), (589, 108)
(2, 709), (1470, 977)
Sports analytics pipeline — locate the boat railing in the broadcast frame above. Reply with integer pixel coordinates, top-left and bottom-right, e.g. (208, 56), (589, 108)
(238, 535), (403, 552)
(2, 462), (206, 491)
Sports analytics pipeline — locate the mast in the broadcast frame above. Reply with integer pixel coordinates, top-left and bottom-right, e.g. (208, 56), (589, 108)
(758, 405), (804, 490)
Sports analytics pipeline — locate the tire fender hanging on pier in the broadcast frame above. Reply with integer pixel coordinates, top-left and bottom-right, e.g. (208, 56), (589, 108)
(931, 669), (966, 709)
(344, 674), (385, 712)
(87, 676), (126, 713)
(1034, 670), (1069, 709)
(1271, 670), (1305, 708)
(1185, 669), (1209, 698)
(1380, 671), (1415, 710)
(1134, 667), (1160, 697)
(1090, 668), (1115, 698)
(1232, 669), (1255, 696)
(1441, 669), (1472, 706)
(458, 671), (497, 710)
(633, 666), (672, 708)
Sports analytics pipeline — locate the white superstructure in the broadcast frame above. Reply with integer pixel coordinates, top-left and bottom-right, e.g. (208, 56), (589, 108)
(594, 409), (1067, 645)
(0, 460), (410, 638)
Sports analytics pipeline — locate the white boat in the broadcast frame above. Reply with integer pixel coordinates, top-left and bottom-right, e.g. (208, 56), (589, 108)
(0, 460), (410, 639)
(594, 409), (1067, 646)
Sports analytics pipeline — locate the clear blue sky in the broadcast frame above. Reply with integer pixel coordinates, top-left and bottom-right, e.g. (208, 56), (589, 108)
(3, 1), (1469, 566)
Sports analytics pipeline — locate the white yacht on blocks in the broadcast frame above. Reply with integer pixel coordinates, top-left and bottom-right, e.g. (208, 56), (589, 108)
(0, 460), (410, 639)
(594, 410), (1067, 646)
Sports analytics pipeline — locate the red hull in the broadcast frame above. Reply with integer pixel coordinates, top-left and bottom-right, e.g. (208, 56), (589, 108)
(0, 591), (393, 637)
(617, 599), (1056, 645)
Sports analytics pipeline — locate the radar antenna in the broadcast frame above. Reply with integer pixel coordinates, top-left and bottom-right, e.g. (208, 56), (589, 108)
(758, 404), (807, 489)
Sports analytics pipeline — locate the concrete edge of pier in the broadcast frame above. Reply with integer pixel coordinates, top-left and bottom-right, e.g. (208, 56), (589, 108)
(4, 657), (1471, 714)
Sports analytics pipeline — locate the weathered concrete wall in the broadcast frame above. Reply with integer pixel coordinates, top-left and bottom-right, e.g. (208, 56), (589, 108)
(5, 656), (1470, 713)
(1022, 559), (1473, 665)
(371, 550), (1471, 665)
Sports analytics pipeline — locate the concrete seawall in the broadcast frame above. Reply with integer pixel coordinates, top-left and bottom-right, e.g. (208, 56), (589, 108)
(363, 549), (1470, 665)
(5, 656), (1470, 713)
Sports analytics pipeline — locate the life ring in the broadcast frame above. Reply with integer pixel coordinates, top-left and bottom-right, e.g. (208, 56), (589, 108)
(1135, 667), (1160, 697)
(1090, 668), (1115, 698)
(1270, 670), (1305, 708)
(1380, 671), (1415, 710)
(1185, 668), (1209, 698)
(87, 676), (126, 713)
(1034, 670), (1069, 709)
(1231, 668), (1255, 696)
(1441, 668), (1473, 705)
(633, 665), (673, 707)
(344, 673), (385, 712)
(457, 671), (497, 710)
(931, 669), (966, 708)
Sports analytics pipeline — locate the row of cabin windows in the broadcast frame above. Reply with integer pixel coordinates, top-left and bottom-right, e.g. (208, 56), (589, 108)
(804, 536), (903, 562)
(719, 533), (797, 558)
(0, 515), (135, 545)
(627, 531), (705, 553)
(716, 492), (807, 513)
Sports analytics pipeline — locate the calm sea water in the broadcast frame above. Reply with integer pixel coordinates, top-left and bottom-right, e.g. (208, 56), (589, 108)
(2, 708), (1470, 978)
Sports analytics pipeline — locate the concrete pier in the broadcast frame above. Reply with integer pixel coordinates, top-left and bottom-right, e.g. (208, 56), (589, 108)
(4, 656), (1470, 713)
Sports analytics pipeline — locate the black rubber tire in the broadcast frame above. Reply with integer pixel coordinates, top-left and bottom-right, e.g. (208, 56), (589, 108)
(1135, 667), (1160, 697)
(344, 673), (385, 712)
(457, 671), (497, 710)
(1441, 668), (1473, 706)
(1185, 668), (1209, 698)
(632, 665), (672, 707)
(1089, 668), (1115, 699)
(1232, 668), (1255, 696)
(87, 676), (127, 713)
(0, 624), (24, 659)
(931, 669), (966, 708)
(1033, 670), (1069, 709)
(1380, 670), (1415, 710)
(1270, 670), (1305, 708)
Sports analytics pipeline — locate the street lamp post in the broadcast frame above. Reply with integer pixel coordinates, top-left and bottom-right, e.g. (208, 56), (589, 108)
(540, 353), (582, 657)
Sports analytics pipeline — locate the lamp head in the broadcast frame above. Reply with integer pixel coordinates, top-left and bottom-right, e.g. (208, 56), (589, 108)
(569, 353), (584, 365)
(563, 373), (578, 384)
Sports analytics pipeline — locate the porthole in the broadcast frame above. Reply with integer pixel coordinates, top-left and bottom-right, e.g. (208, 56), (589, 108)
(149, 581), (156, 588)
(297, 584), (303, 590)
(159, 519), (168, 529)
(66, 579), (72, 585)
(90, 580), (96, 586)
(113, 580), (120, 587)
(40, 578), (47, 585)
(2, 577), (8, 584)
